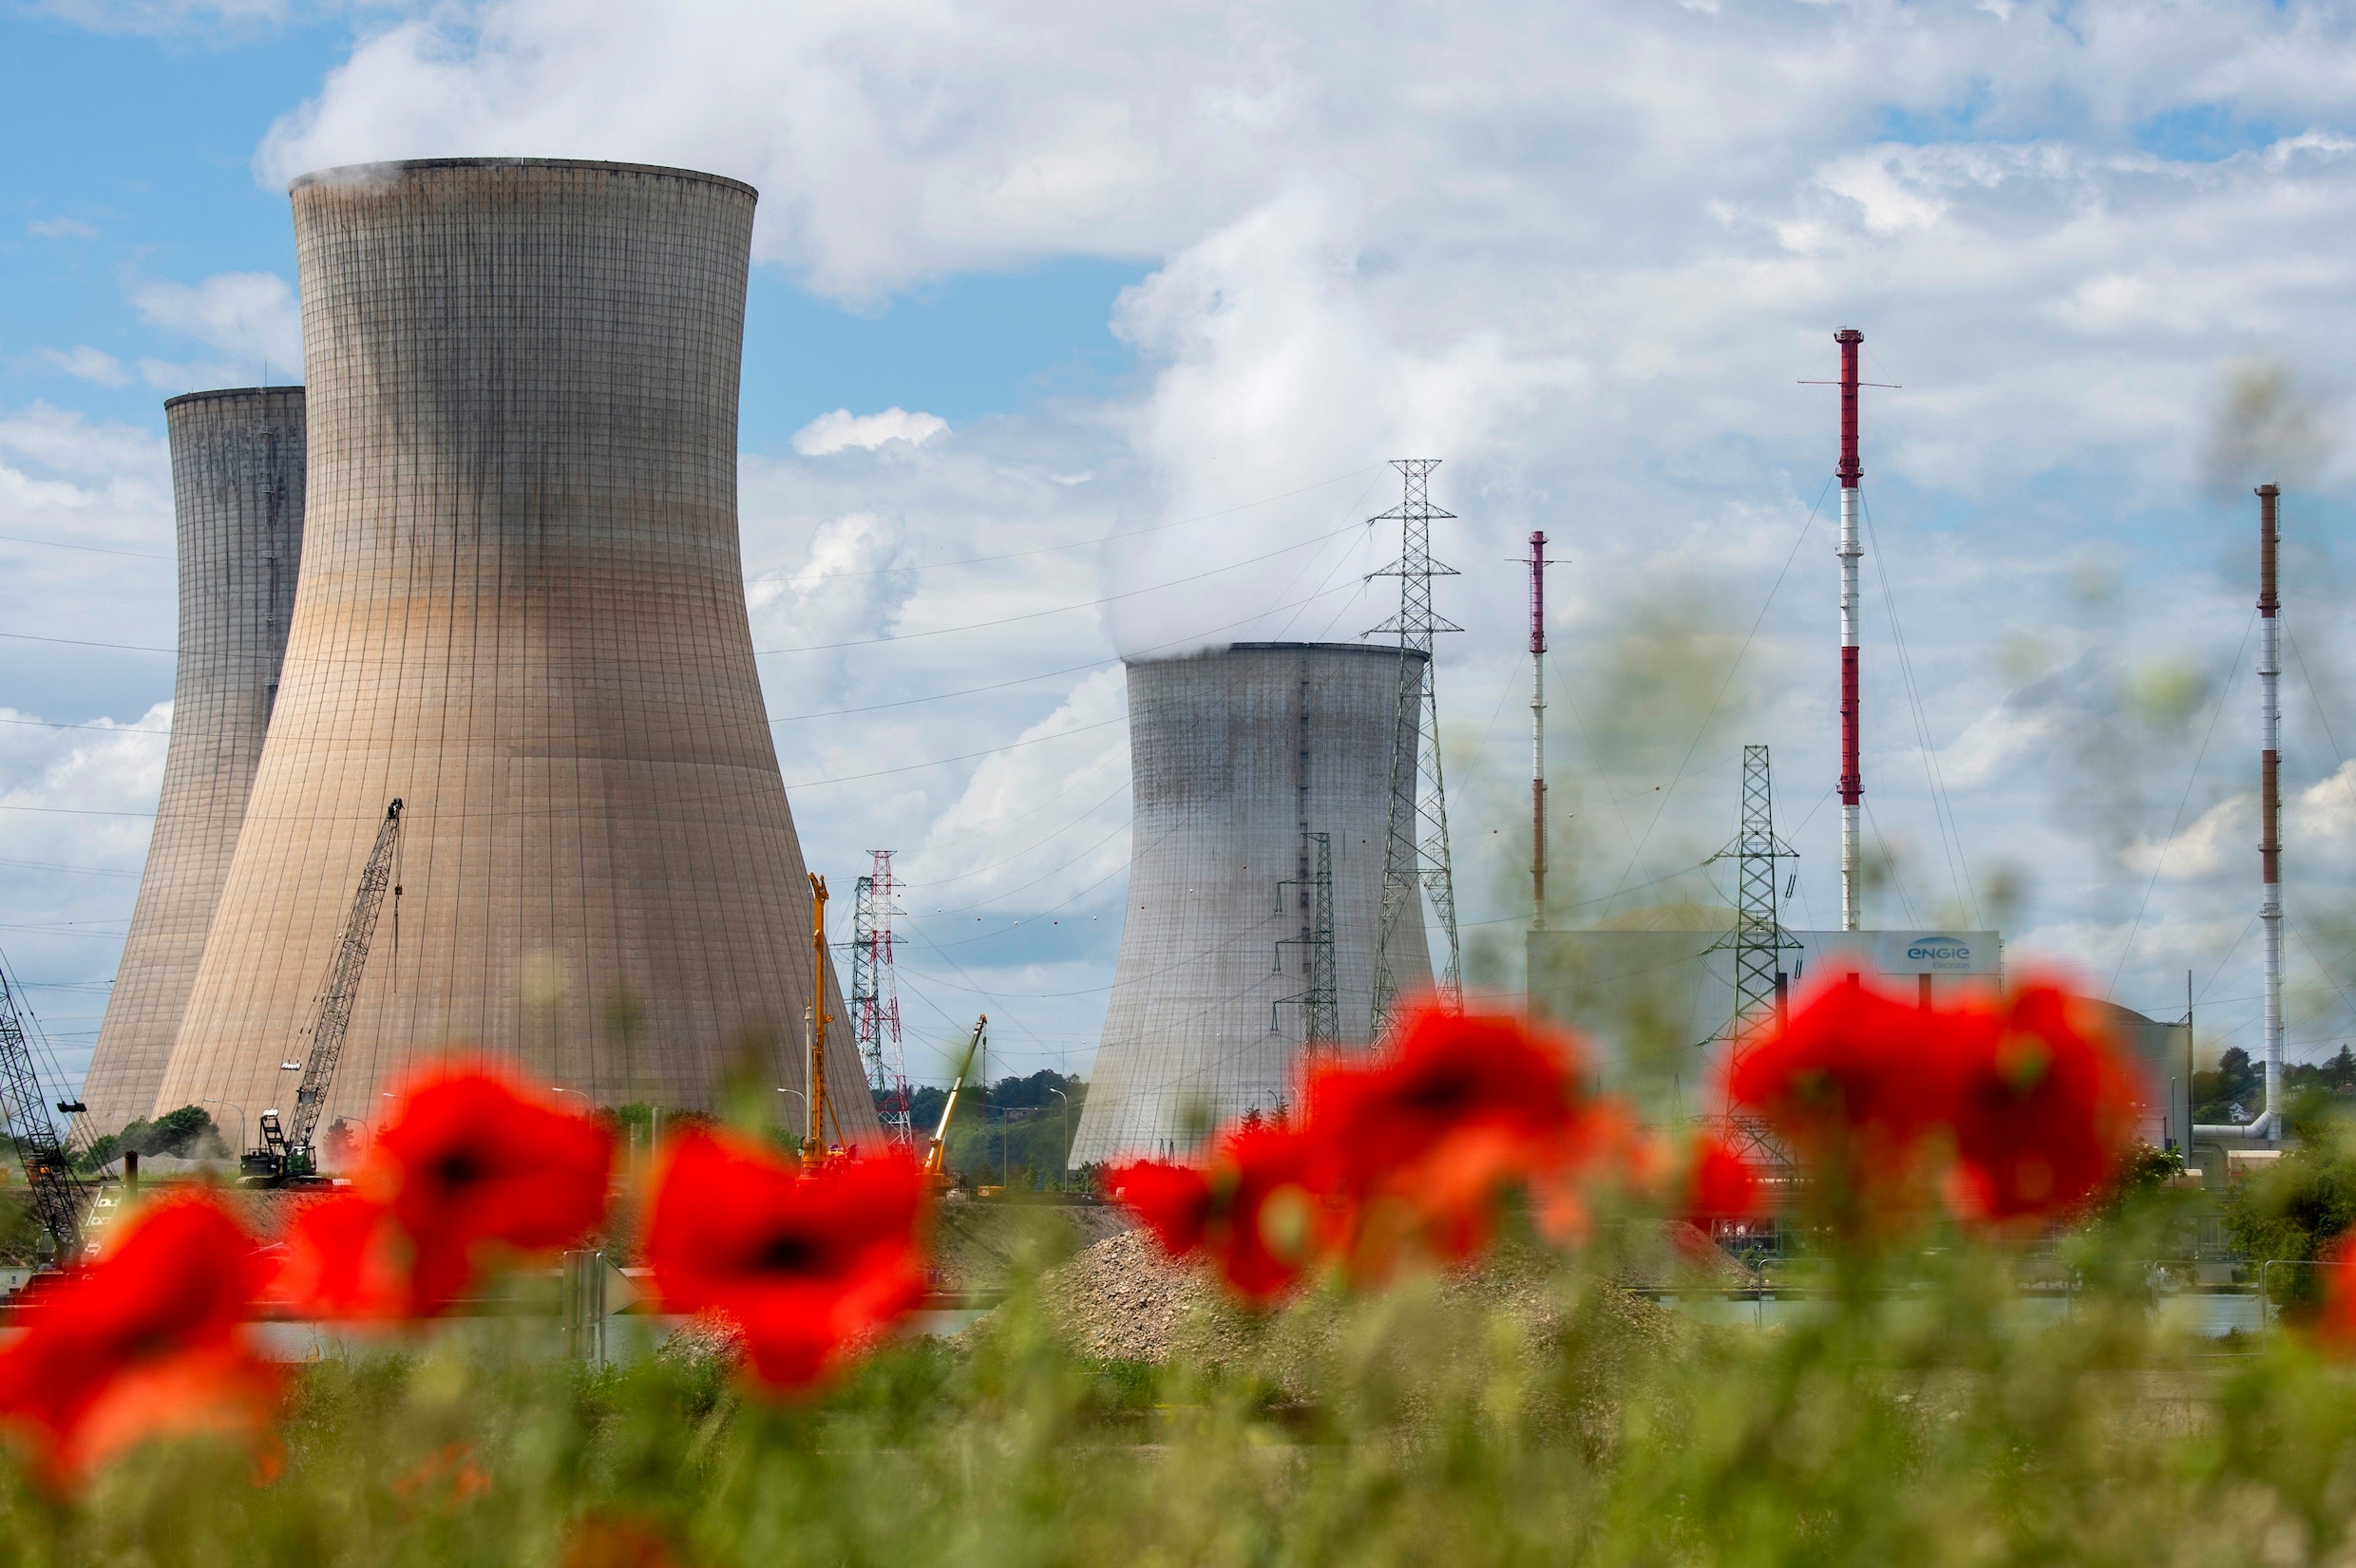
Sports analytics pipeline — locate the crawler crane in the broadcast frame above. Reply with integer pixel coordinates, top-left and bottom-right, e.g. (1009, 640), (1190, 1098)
(0, 955), (86, 1268)
(245, 799), (404, 1183)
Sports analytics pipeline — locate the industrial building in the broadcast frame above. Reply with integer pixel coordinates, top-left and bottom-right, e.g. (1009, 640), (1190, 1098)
(1069, 641), (1433, 1166)
(82, 387), (307, 1140)
(1526, 918), (2194, 1151)
(152, 159), (877, 1149)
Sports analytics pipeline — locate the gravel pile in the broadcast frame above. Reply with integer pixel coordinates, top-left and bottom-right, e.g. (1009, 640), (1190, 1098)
(926, 1200), (1134, 1295)
(1024, 1224), (1699, 1381)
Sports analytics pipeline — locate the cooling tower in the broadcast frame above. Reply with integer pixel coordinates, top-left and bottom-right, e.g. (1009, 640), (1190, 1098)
(81, 387), (307, 1139)
(1069, 642), (1433, 1166)
(155, 159), (878, 1148)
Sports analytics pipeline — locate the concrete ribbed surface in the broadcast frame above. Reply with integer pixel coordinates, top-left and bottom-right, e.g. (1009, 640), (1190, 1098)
(156, 160), (877, 1149)
(1069, 642), (1432, 1167)
(83, 387), (306, 1139)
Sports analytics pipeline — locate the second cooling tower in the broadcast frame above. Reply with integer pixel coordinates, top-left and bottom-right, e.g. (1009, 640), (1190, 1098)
(82, 387), (305, 1139)
(156, 159), (877, 1145)
(1069, 642), (1432, 1166)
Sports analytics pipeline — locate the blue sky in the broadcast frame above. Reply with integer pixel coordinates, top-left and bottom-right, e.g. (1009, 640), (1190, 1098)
(5, 0), (2356, 1098)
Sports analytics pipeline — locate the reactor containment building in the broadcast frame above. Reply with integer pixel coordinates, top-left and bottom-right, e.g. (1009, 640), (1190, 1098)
(152, 158), (877, 1146)
(1069, 641), (1433, 1167)
(83, 387), (308, 1140)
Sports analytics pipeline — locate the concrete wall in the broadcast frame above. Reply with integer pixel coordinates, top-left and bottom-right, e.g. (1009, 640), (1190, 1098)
(1069, 642), (1432, 1166)
(156, 159), (877, 1148)
(83, 387), (306, 1139)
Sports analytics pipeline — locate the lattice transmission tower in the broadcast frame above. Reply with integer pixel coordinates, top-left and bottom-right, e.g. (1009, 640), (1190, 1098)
(1274, 830), (1338, 1053)
(1367, 458), (1464, 1032)
(848, 850), (912, 1147)
(1705, 746), (1800, 1177)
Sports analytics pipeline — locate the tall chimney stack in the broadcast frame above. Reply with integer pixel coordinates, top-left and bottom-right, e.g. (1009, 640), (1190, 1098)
(1834, 328), (1865, 933)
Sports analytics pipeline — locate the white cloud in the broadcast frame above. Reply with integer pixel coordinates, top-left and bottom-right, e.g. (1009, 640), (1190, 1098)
(790, 407), (949, 456)
(2122, 793), (2251, 880)
(30, 0), (2356, 1068)
(0, 404), (168, 486)
(39, 347), (129, 387)
(745, 508), (918, 652)
(907, 668), (1131, 911)
(128, 272), (303, 376)
(26, 217), (98, 241)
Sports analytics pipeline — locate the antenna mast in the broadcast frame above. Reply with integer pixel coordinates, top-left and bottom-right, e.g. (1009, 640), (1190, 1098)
(1527, 530), (1555, 931)
(1367, 458), (1464, 1030)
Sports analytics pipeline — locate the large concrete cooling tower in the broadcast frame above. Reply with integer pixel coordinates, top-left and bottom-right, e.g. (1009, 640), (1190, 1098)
(1069, 642), (1432, 1166)
(156, 159), (877, 1147)
(81, 387), (307, 1139)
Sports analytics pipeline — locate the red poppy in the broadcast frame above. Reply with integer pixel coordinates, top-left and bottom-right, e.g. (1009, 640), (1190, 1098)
(643, 1128), (927, 1391)
(0, 1193), (280, 1487)
(559, 1512), (688, 1568)
(1945, 983), (2142, 1222)
(1723, 971), (1971, 1219)
(1302, 999), (1604, 1268)
(271, 1191), (412, 1321)
(1686, 1133), (1765, 1224)
(275, 1061), (615, 1319)
(2315, 1233), (2356, 1353)
(1111, 1122), (1329, 1303)
(1307, 1000), (1586, 1185)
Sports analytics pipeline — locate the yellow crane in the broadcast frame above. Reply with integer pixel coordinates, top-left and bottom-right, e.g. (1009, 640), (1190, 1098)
(923, 1015), (985, 1184)
(807, 873), (844, 1158)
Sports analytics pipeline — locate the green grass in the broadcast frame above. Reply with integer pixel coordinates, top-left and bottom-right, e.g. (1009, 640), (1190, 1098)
(11, 1202), (2356, 1568)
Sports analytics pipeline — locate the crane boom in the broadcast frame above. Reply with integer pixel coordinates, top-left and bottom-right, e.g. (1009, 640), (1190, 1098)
(923, 1015), (984, 1181)
(284, 799), (403, 1160)
(0, 958), (85, 1263)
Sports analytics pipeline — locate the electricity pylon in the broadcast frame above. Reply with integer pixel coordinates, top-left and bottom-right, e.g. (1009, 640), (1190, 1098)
(1705, 746), (1800, 1178)
(1367, 458), (1463, 1032)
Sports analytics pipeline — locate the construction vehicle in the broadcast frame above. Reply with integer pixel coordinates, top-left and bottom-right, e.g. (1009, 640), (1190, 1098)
(922, 1015), (984, 1188)
(244, 799), (404, 1184)
(0, 954), (86, 1269)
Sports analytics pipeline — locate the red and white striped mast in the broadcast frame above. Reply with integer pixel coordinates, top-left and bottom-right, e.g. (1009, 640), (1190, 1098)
(1834, 328), (1866, 932)
(2257, 484), (2285, 1143)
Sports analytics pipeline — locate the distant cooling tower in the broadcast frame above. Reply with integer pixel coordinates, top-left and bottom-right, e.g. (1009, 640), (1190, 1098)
(156, 159), (877, 1147)
(1068, 642), (1432, 1166)
(81, 387), (306, 1139)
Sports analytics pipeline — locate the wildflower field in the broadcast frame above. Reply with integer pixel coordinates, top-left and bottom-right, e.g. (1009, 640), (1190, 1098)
(11, 973), (2356, 1567)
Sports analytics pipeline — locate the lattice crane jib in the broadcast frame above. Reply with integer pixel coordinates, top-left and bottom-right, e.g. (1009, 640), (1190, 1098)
(1366, 458), (1464, 1033)
(285, 798), (405, 1159)
(1706, 746), (1800, 1178)
(0, 959), (84, 1262)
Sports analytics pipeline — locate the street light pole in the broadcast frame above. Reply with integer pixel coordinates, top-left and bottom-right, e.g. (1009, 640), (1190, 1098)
(203, 1092), (244, 1153)
(1047, 1087), (1070, 1191)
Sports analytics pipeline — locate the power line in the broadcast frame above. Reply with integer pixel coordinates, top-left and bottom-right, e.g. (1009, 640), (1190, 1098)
(744, 463), (1387, 585)
(1858, 497), (1979, 925)
(1598, 477), (1833, 918)
(753, 518), (1364, 655)
(2107, 611), (2256, 997)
